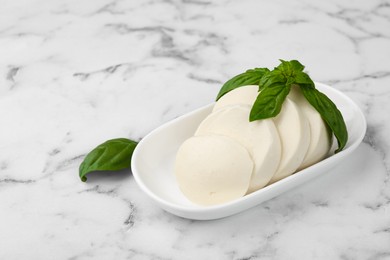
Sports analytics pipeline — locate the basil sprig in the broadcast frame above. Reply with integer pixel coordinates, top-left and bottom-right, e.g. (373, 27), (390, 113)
(251, 60), (313, 121)
(79, 138), (138, 182)
(216, 59), (348, 153)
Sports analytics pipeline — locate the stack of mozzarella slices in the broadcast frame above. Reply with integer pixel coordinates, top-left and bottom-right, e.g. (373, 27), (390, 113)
(174, 85), (332, 206)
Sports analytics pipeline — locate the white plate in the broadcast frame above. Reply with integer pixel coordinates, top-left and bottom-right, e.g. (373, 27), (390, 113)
(131, 83), (366, 220)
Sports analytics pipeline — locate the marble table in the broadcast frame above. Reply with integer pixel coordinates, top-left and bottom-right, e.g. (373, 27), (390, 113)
(1, 0), (389, 259)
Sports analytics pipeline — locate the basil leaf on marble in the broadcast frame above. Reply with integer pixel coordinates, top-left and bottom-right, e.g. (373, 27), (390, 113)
(300, 85), (348, 153)
(79, 138), (138, 182)
(216, 68), (269, 100)
(249, 83), (291, 121)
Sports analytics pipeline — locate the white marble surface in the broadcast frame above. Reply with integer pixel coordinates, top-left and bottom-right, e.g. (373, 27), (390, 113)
(1, 0), (390, 259)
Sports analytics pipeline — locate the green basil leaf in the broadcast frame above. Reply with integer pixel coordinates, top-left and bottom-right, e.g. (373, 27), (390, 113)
(216, 68), (269, 100)
(259, 70), (285, 90)
(289, 59), (305, 72)
(300, 85), (348, 153)
(278, 59), (305, 73)
(249, 83), (291, 121)
(79, 138), (138, 182)
(294, 72), (314, 86)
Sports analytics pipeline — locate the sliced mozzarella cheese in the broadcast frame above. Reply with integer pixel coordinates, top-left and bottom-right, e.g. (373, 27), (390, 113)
(195, 105), (281, 193)
(269, 98), (311, 183)
(213, 85), (259, 112)
(174, 135), (253, 206)
(289, 86), (332, 169)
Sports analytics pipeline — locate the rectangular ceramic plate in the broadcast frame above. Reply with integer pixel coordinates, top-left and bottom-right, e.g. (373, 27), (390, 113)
(131, 83), (366, 220)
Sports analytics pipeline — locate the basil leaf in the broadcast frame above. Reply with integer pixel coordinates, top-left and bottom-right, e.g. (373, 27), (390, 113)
(249, 84), (291, 121)
(276, 59), (304, 76)
(300, 85), (348, 153)
(288, 59), (305, 72)
(79, 138), (138, 182)
(216, 68), (269, 100)
(259, 70), (285, 90)
(294, 72), (314, 86)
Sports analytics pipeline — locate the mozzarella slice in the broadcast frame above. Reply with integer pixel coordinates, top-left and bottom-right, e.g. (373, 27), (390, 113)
(289, 86), (332, 169)
(214, 85), (311, 183)
(213, 85), (259, 112)
(195, 105), (281, 193)
(174, 135), (253, 206)
(269, 98), (311, 183)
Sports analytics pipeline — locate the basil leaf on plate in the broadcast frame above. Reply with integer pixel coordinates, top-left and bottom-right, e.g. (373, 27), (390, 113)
(294, 71), (315, 86)
(216, 68), (269, 100)
(249, 83), (291, 121)
(278, 59), (305, 73)
(300, 85), (348, 153)
(79, 138), (138, 182)
(259, 69), (286, 90)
